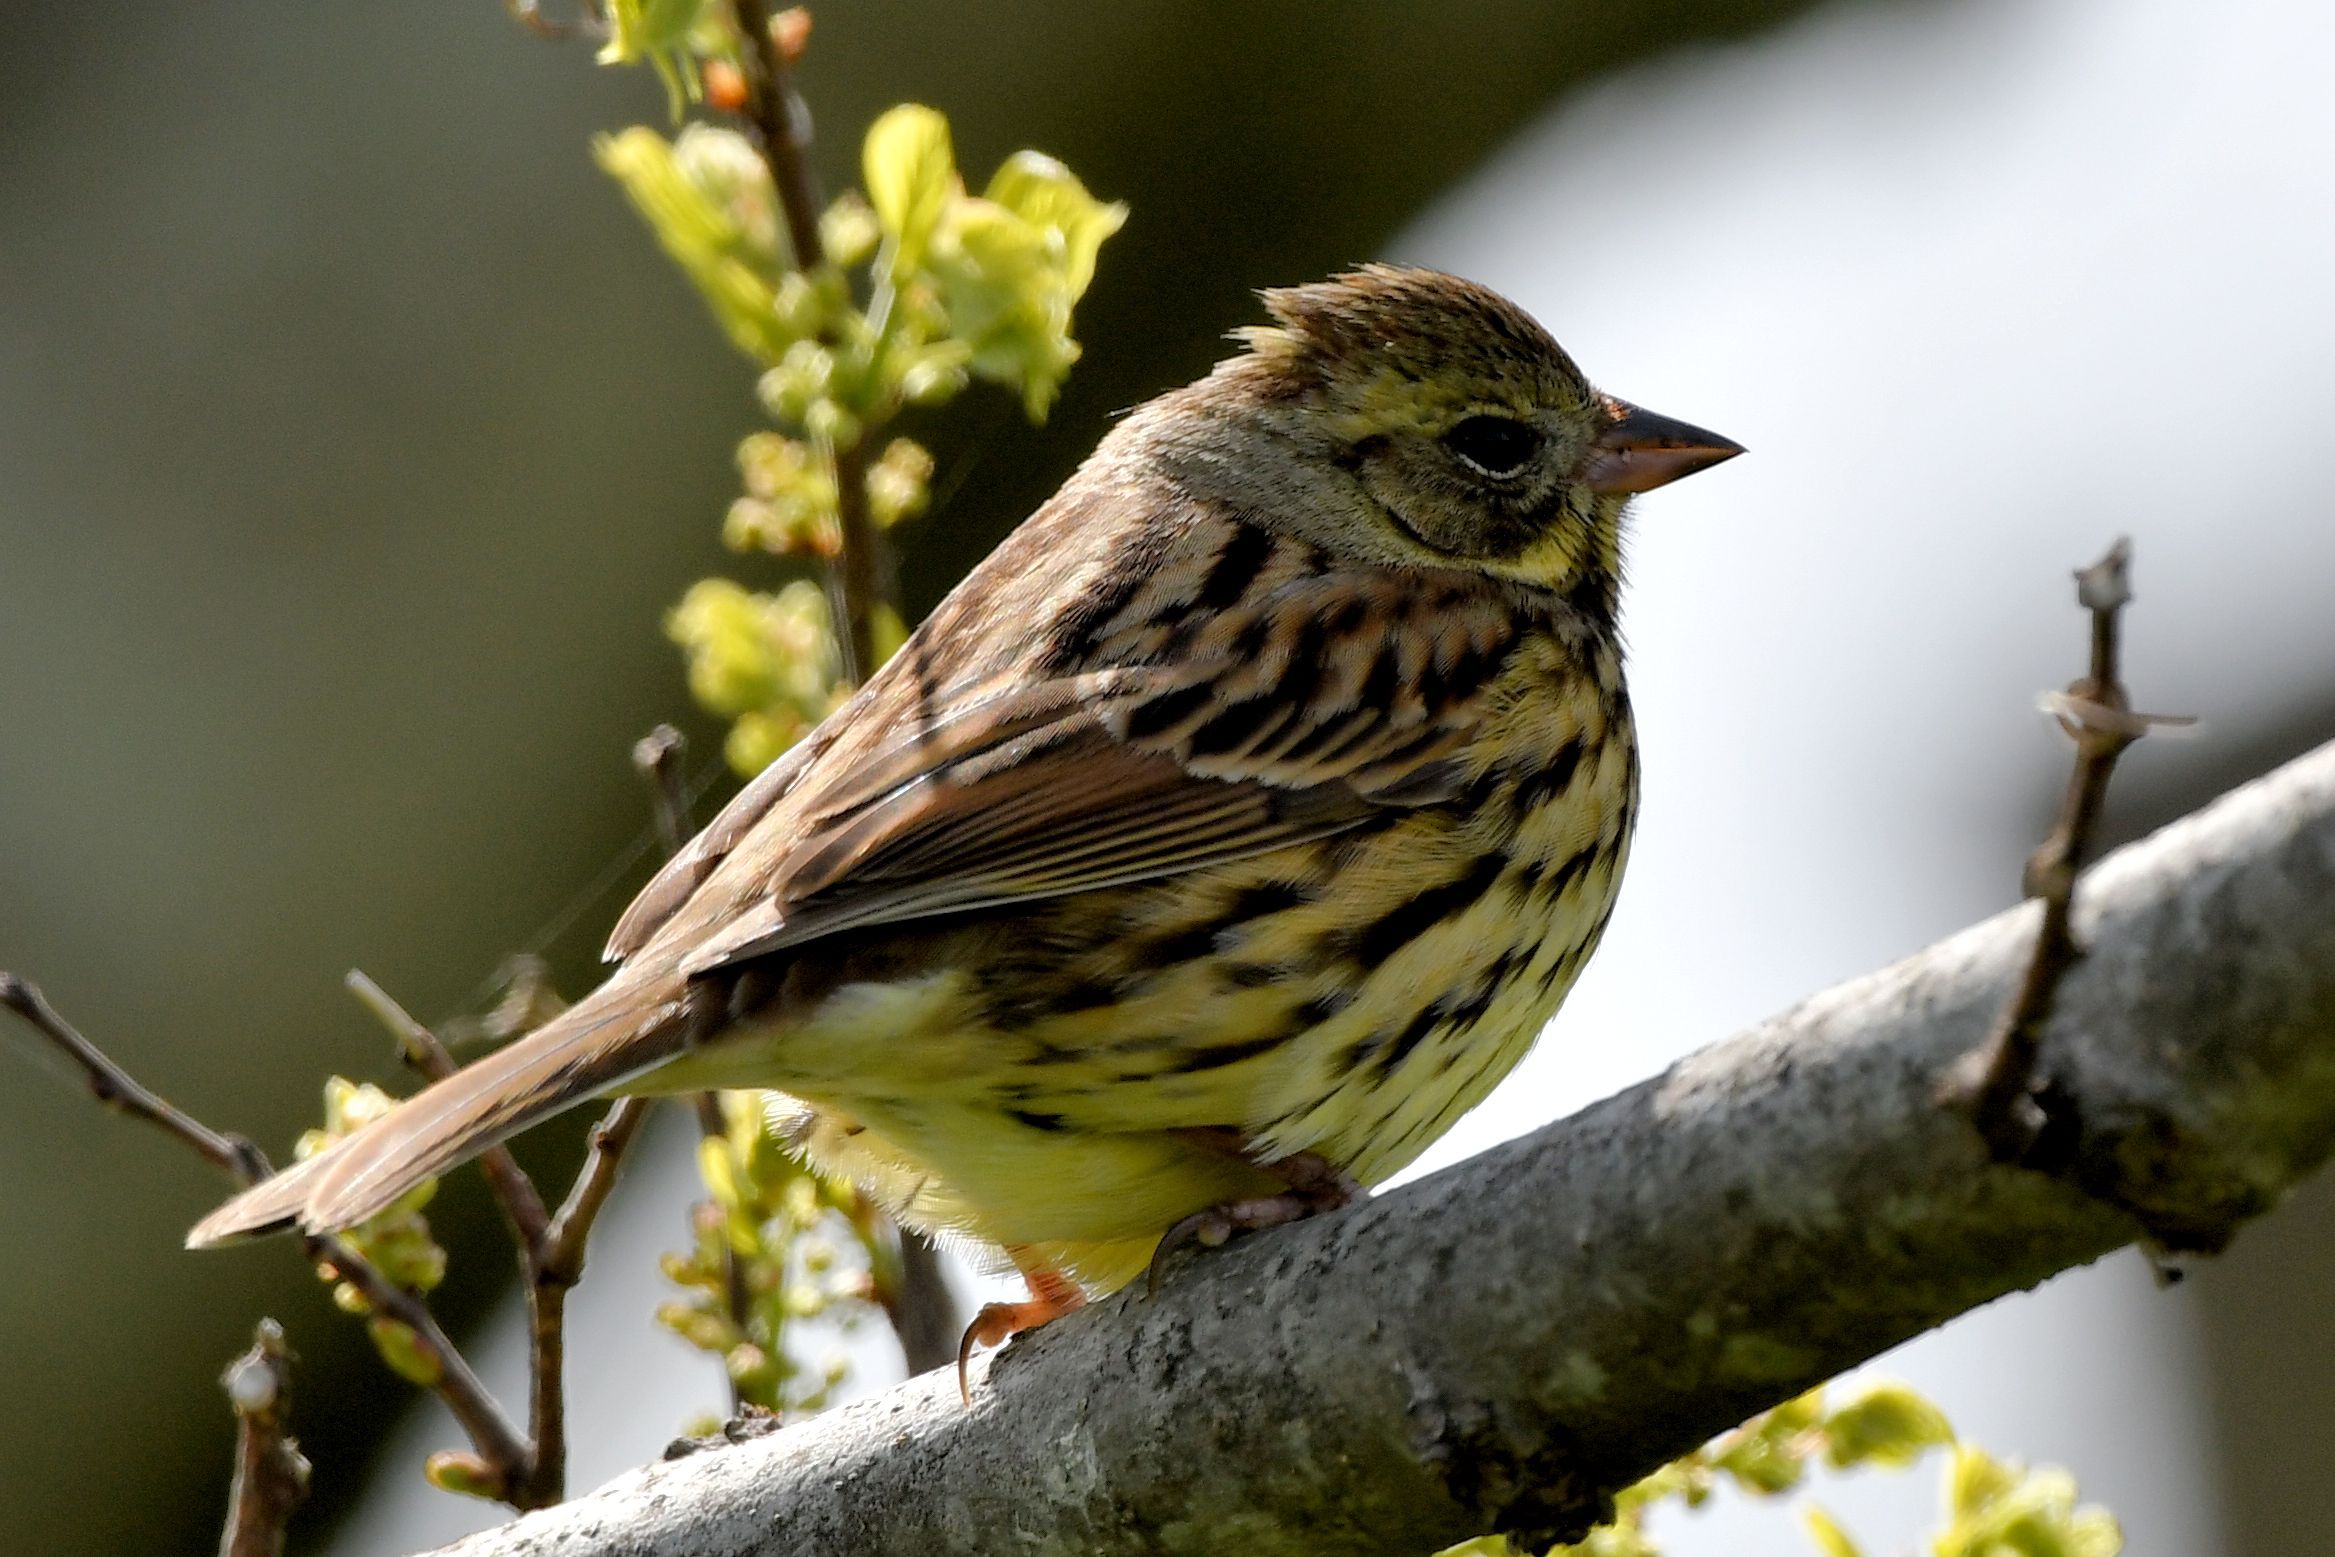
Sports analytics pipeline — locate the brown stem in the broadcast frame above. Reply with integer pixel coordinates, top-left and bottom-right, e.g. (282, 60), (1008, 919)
(1, 974), (269, 1183)
(887, 1230), (961, 1376)
(0, 974), (540, 1504)
(728, 0), (889, 684)
(514, 1094), (652, 1507)
(218, 1319), (309, 1557)
(639, 724), (751, 1408)
(508, 729), (701, 1502)
(320, 1240), (536, 1494)
(692, 1091), (756, 1413)
(1941, 537), (2188, 1160)
(634, 724), (694, 857)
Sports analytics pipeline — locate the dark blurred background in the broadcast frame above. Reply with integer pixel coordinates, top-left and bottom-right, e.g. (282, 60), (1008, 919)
(3, 2), (2330, 1553)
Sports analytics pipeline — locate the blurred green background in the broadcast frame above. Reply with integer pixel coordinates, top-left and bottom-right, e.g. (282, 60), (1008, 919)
(4, 2), (2331, 1554)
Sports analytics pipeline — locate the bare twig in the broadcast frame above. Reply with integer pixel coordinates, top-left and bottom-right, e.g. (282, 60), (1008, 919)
(504, 0), (607, 42)
(1941, 538), (2194, 1158)
(218, 1319), (309, 1557)
(692, 1090), (757, 1413)
(0, 974), (268, 1182)
(506, 1092), (651, 1506)
(540, 1097), (655, 1284)
(884, 1228), (961, 1377)
(319, 1238), (536, 1491)
(388, 728), (709, 1503)
(0, 973), (541, 1500)
(634, 725), (694, 858)
(728, 0), (890, 684)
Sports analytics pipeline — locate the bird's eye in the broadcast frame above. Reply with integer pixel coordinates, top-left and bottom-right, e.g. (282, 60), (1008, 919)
(1442, 414), (1539, 478)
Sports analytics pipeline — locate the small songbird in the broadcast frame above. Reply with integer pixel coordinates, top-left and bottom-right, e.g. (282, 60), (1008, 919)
(190, 266), (1739, 1389)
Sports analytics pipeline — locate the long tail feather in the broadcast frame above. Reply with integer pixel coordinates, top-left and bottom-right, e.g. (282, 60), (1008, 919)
(187, 963), (692, 1248)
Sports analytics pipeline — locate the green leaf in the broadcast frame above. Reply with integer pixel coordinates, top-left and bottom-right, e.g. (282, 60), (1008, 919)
(367, 1317), (443, 1387)
(862, 104), (957, 272)
(596, 0), (713, 119)
(1936, 1448), (2123, 1557)
(597, 127), (805, 365)
(1712, 1388), (1826, 1495)
(1946, 1444), (2025, 1524)
(424, 1451), (507, 1503)
(1824, 1383), (1954, 1470)
(926, 198), (1076, 419)
(984, 150), (1128, 302)
(1801, 1506), (1866, 1557)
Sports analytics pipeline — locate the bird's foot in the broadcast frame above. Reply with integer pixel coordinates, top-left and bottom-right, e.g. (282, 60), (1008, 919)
(956, 1265), (1084, 1405)
(1147, 1140), (1363, 1297)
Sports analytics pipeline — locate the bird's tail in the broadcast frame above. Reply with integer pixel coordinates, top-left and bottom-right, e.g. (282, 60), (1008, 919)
(187, 959), (694, 1248)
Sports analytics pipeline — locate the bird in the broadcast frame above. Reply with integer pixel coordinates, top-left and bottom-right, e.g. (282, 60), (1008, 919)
(189, 265), (1740, 1395)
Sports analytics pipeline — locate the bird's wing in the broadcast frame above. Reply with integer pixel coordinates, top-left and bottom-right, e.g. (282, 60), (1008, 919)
(658, 560), (1529, 975)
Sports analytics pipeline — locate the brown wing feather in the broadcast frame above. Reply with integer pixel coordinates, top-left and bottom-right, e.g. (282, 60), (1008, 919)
(649, 517), (1528, 977)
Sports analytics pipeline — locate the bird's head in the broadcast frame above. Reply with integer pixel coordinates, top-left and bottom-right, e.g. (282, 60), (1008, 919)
(1141, 265), (1741, 614)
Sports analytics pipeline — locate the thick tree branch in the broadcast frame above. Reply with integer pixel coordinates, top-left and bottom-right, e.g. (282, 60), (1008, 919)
(430, 736), (2335, 1557)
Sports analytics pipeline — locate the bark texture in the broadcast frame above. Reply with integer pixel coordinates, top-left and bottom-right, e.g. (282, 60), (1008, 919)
(432, 738), (2335, 1557)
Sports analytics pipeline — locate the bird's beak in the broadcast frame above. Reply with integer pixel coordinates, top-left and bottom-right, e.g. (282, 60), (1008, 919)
(1582, 398), (1745, 495)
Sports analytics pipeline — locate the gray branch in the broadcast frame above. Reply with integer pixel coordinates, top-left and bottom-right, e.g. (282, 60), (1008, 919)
(433, 738), (2335, 1557)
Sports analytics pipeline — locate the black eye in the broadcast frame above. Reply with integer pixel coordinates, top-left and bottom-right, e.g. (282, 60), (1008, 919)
(1442, 414), (1539, 477)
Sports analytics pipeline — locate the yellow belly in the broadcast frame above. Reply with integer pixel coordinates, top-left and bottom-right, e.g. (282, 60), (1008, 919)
(650, 718), (1635, 1295)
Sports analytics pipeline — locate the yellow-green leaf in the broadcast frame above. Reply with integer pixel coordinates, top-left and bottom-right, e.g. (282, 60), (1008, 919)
(984, 150), (1128, 301)
(862, 104), (957, 271)
(1802, 1505), (1866, 1557)
(597, 127), (801, 365)
(1825, 1383), (1954, 1470)
(424, 1450), (507, 1503)
(367, 1317), (443, 1387)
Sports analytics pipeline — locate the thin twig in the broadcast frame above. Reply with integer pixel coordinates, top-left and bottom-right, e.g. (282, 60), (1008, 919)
(0, 974), (269, 1182)
(320, 1241), (537, 1493)
(540, 1097), (656, 1284)
(729, 0), (889, 683)
(218, 1319), (309, 1557)
(513, 1092), (652, 1507)
(505, 0), (607, 42)
(1941, 537), (2192, 1158)
(0, 973), (540, 1500)
(634, 725), (694, 858)
(693, 1090), (757, 1413)
(348, 969), (553, 1252)
(886, 1230), (961, 1376)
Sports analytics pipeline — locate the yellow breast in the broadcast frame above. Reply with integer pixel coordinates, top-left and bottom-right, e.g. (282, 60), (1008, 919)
(696, 627), (1638, 1293)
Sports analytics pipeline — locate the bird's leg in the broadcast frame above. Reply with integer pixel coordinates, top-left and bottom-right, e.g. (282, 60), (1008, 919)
(1147, 1127), (1365, 1296)
(956, 1256), (1084, 1405)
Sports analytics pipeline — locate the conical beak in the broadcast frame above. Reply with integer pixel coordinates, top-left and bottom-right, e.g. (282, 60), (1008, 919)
(1582, 398), (1744, 495)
